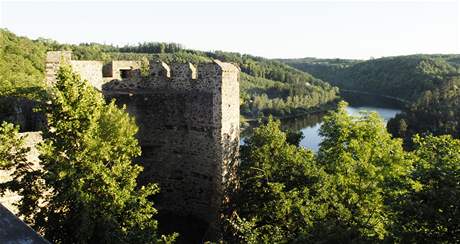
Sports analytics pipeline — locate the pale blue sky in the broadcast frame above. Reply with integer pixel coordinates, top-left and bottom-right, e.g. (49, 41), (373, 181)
(1, 1), (459, 59)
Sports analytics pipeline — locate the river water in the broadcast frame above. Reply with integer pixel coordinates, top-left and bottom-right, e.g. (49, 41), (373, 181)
(242, 92), (403, 152)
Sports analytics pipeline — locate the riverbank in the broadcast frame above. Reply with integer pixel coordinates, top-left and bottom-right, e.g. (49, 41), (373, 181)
(339, 89), (411, 105)
(240, 94), (403, 151)
(240, 89), (408, 131)
(240, 100), (339, 129)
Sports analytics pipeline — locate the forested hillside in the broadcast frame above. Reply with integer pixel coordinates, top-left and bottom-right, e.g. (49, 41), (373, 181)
(278, 57), (359, 86)
(0, 29), (338, 121)
(2, 29), (460, 244)
(0, 29), (47, 97)
(282, 54), (460, 149)
(0, 30), (49, 131)
(387, 75), (460, 147)
(281, 55), (459, 102)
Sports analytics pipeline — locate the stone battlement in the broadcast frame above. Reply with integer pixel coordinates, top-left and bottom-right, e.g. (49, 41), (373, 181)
(45, 51), (240, 241)
(103, 60), (239, 92)
(46, 51), (239, 92)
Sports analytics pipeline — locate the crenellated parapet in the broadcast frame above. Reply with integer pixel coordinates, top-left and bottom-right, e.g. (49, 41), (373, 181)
(150, 60), (171, 78)
(44, 51), (240, 241)
(45, 51), (239, 93)
(102, 60), (239, 92)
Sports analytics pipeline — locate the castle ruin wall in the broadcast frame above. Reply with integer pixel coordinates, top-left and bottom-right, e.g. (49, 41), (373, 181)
(44, 51), (240, 238)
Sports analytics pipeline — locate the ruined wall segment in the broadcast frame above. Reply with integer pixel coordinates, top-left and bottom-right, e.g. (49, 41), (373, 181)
(45, 51), (72, 85)
(0, 132), (42, 214)
(217, 61), (240, 188)
(103, 61), (240, 234)
(46, 51), (104, 89)
(103, 60), (142, 80)
(44, 51), (240, 238)
(70, 61), (104, 90)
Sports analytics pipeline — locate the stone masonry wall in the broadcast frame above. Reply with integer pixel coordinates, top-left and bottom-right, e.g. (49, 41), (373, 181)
(45, 51), (71, 85)
(106, 60), (142, 80)
(46, 52), (104, 90)
(103, 61), (240, 234)
(0, 132), (42, 214)
(70, 61), (104, 90)
(45, 52), (240, 239)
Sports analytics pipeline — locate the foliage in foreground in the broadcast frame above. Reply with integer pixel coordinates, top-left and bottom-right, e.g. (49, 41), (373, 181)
(316, 102), (413, 241)
(227, 102), (459, 243)
(0, 122), (29, 169)
(0, 66), (175, 243)
(392, 135), (460, 243)
(228, 118), (328, 243)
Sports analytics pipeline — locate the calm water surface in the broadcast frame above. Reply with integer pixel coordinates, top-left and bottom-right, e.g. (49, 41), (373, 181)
(242, 92), (403, 152)
(295, 106), (401, 151)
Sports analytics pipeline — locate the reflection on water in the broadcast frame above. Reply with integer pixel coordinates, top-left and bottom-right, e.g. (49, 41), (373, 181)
(346, 106), (401, 122)
(296, 106), (401, 151)
(241, 92), (403, 152)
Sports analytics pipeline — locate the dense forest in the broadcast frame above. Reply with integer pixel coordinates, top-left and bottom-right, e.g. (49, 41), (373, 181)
(0, 30), (47, 97)
(278, 57), (360, 87)
(2, 86), (459, 243)
(1, 28), (460, 243)
(282, 55), (460, 102)
(387, 75), (460, 147)
(282, 55), (460, 144)
(234, 53), (460, 243)
(225, 107), (460, 243)
(0, 29), (338, 121)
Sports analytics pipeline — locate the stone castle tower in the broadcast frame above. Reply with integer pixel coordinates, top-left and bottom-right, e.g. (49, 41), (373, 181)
(45, 51), (240, 239)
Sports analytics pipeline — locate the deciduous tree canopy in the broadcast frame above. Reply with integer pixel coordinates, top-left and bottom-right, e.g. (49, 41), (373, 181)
(0, 66), (176, 243)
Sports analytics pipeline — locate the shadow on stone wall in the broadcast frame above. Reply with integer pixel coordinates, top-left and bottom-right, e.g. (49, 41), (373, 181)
(222, 125), (240, 198)
(156, 211), (209, 244)
(148, 124), (240, 244)
(0, 96), (45, 132)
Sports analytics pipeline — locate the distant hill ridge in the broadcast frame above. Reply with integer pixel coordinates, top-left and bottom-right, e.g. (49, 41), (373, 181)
(0, 29), (338, 121)
(3, 28), (458, 120)
(280, 54), (460, 102)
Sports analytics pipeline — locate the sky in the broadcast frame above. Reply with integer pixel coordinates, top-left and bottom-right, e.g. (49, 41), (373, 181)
(0, 0), (459, 59)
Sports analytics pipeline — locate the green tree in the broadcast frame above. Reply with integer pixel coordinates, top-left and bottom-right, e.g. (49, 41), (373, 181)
(229, 104), (416, 243)
(394, 135), (460, 243)
(0, 29), (47, 96)
(227, 118), (330, 243)
(1, 65), (175, 243)
(227, 101), (460, 243)
(0, 122), (43, 218)
(316, 101), (413, 241)
(387, 76), (460, 147)
(0, 122), (28, 169)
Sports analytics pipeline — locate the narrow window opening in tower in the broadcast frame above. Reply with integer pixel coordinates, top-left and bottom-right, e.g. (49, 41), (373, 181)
(120, 69), (130, 79)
